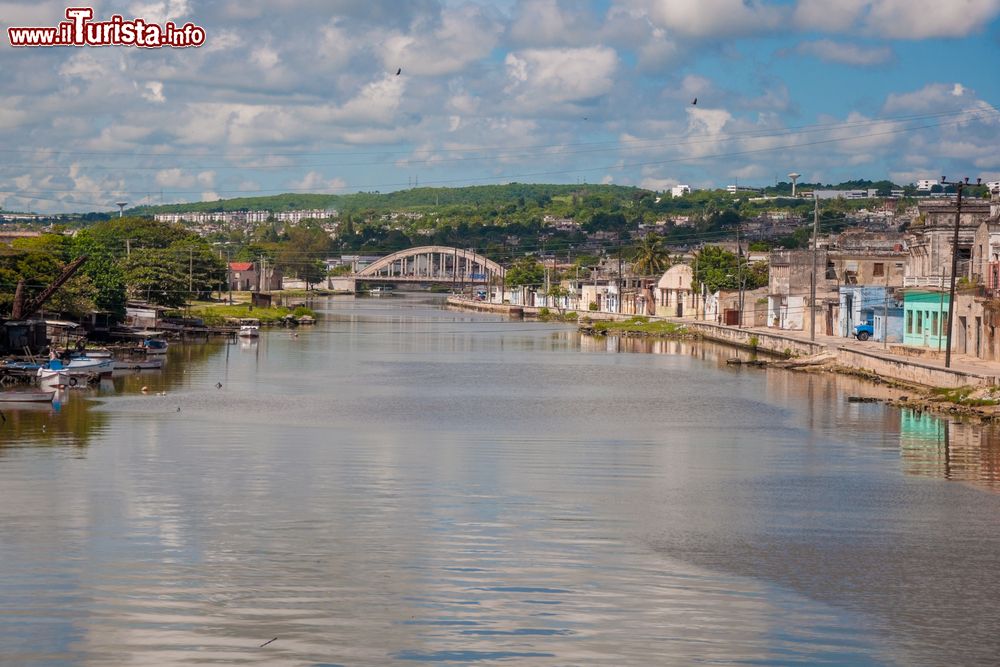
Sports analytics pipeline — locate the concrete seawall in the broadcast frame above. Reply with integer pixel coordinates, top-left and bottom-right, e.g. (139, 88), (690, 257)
(447, 297), (999, 389)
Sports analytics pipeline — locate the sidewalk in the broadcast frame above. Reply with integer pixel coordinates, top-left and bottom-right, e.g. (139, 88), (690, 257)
(740, 323), (1000, 386)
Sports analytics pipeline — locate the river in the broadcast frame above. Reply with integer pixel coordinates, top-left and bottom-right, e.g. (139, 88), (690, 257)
(2, 294), (999, 666)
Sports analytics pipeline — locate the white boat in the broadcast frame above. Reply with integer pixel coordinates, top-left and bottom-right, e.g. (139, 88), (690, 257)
(141, 338), (169, 354)
(237, 318), (260, 338)
(369, 286), (394, 296)
(37, 357), (114, 379)
(112, 359), (164, 370)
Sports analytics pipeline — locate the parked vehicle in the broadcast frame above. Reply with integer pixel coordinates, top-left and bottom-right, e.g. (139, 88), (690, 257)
(854, 321), (874, 341)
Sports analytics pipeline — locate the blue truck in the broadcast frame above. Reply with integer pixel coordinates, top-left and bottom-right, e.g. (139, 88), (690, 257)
(854, 320), (874, 341)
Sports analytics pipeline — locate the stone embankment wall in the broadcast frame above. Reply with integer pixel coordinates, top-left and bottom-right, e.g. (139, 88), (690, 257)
(447, 297), (998, 389)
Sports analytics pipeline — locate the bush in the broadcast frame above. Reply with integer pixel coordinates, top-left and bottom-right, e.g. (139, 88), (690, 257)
(538, 307), (551, 316)
(588, 302), (599, 311)
(749, 335), (759, 350)
(292, 306), (314, 317)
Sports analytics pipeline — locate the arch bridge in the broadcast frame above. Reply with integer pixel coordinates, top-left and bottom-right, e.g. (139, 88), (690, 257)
(356, 245), (504, 284)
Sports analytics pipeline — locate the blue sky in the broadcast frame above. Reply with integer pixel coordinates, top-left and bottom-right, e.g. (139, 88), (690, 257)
(1, 0), (998, 213)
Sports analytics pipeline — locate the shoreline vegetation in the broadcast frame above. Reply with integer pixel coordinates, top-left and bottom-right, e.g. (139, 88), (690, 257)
(188, 303), (316, 327)
(577, 316), (693, 338)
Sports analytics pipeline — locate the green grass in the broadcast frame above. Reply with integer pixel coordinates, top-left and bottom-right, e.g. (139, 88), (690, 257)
(190, 303), (316, 326)
(930, 386), (1000, 407)
(586, 317), (689, 337)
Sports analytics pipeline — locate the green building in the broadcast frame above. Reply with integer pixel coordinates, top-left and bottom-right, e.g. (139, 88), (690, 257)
(902, 289), (950, 349)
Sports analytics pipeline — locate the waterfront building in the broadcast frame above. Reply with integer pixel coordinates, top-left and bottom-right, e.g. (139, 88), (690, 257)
(901, 290), (950, 350)
(838, 286), (903, 342)
(656, 264), (699, 318)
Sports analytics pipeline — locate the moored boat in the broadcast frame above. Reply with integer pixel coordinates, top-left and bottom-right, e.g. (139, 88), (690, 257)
(141, 338), (169, 354)
(0, 390), (55, 403)
(37, 357), (114, 379)
(237, 318), (260, 338)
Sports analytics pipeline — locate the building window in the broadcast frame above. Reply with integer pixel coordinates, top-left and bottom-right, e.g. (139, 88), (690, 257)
(932, 311), (938, 336)
(916, 310), (922, 333)
(873, 263), (884, 277)
(907, 310), (913, 334)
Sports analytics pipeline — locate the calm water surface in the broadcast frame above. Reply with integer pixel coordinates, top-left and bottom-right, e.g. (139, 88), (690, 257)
(2, 294), (999, 666)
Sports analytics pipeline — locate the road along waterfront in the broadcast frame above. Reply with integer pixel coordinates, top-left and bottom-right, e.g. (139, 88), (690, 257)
(2, 293), (999, 665)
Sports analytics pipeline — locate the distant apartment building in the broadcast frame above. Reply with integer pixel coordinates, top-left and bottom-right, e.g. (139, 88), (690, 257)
(916, 179), (939, 191)
(669, 185), (691, 198)
(811, 189), (878, 200)
(155, 209), (336, 225)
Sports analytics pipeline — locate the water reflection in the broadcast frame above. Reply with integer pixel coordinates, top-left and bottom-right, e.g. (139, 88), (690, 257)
(900, 409), (1000, 489)
(3, 296), (1000, 665)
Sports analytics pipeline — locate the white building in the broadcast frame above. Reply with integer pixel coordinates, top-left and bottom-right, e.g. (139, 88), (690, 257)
(670, 185), (691, 198)
(916, 179), (939, 191)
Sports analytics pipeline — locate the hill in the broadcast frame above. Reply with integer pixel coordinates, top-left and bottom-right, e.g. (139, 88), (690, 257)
(129, 183), (649, 215)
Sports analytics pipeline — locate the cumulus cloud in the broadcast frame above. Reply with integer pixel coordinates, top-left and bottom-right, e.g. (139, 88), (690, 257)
(504, 46), (618, 109)
(789, 39), (893, 66)
(795, 0), (1000, 39)
(290, 171), (348, 192)
(638, 0), (785, 39)
(379, 5), (502, 76)
(509, 0), (599, 46)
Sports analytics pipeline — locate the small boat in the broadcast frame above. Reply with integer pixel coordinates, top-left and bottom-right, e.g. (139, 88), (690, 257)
(0, 390), (55, 403)
(369, 286), (394, 296)
(37, 357), (114, 379)
(79, 348), (112, 358)
(297, 315), (315, 325)
(112, 359), (164, 370)
(141, 338), (169, 354)
(237, 318), (260, 338)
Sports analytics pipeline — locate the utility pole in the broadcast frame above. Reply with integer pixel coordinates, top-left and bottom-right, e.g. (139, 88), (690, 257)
(736, 223), (743, 327)
(617, 234), (623, 314)
(811, 195), (819, 341)
(941, 176), (981, 368)
(883, 268), (889, 350)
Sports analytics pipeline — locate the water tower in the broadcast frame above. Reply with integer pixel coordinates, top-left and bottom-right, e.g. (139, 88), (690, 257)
(115, 201), (128, 218)
(787, 173), (800, 198)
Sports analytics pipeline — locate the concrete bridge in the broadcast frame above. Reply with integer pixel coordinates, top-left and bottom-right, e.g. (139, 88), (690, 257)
(354, 245), (504, 285)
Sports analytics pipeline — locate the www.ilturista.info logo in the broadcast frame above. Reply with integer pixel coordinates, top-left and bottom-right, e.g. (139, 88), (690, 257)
(8, 7), (205, 48)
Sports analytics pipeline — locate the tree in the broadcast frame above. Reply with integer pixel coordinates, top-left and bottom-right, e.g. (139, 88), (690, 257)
(1, 235), (98, 318)
(122, 248), (188, 307)
(691, 245), (739, 293)
(275, 223), (334, 285)
(631, 233), (670, 276)
(505, 257), (544, 288)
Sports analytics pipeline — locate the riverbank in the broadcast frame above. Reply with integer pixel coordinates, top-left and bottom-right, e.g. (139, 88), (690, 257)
(447, 296), (1000, 417)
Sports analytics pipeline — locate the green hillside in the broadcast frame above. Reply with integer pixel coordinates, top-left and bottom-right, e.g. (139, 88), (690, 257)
(129, 183), (648, 215)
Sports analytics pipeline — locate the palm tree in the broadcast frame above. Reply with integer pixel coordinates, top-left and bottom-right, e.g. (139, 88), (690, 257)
(631, 233), (670, 276)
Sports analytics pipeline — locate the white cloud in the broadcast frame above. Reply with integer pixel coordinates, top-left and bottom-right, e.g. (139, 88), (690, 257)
(795, 0), (1000, 39)
(790, 39), (893, 66)
(155, 168), (195, 188)
(380, 5), (502, 76)
(504, 46), (618, 109)
(510, 0), (598, 46)
(141, 81), (166, 103)
(128, 0), (191, 24)
(639, 0), (785, 38)
(290, 171), (348, 192)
